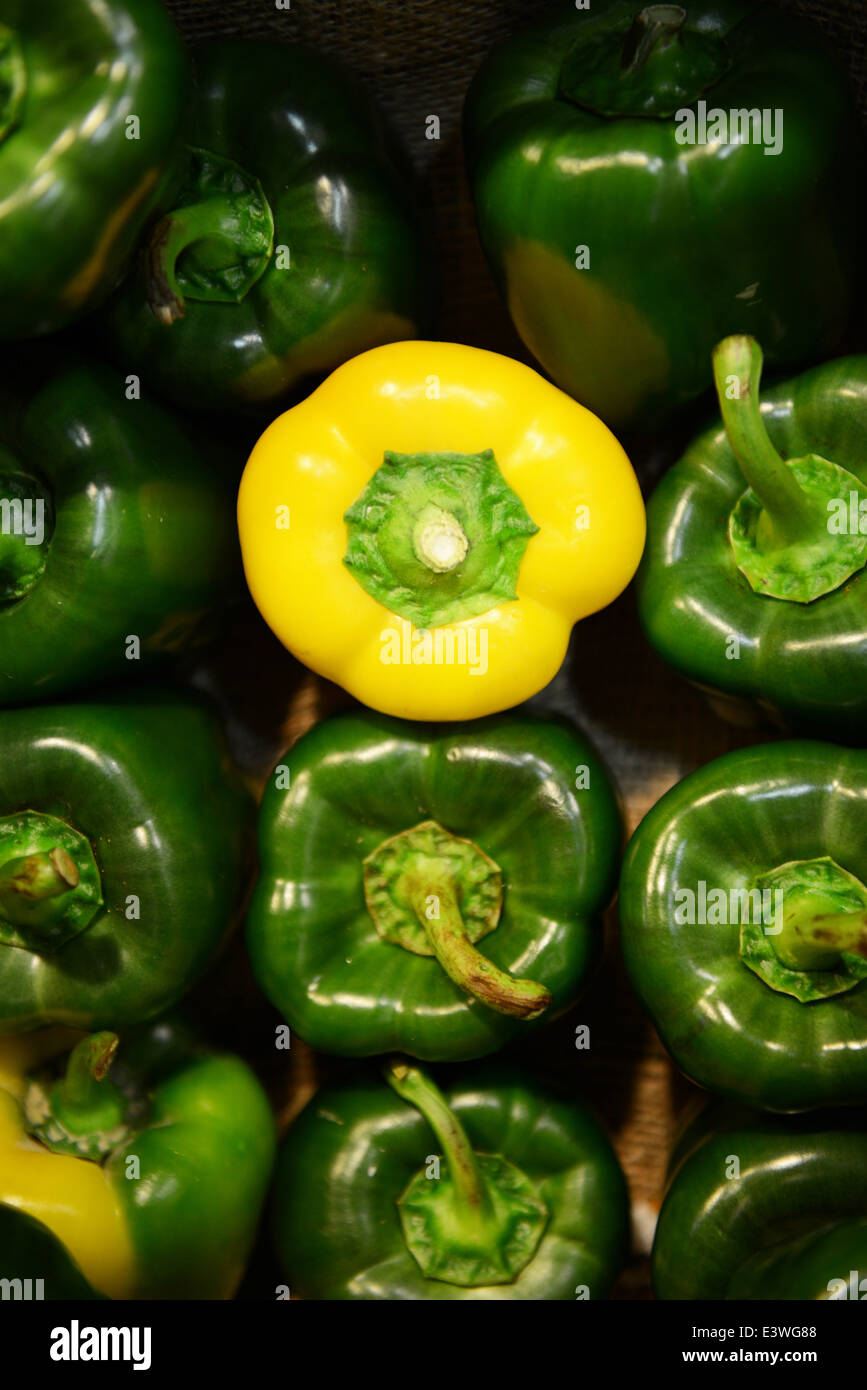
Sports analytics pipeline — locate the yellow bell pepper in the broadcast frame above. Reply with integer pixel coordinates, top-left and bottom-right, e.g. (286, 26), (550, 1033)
(0, 1030), (134, 1298)
(238, 341), (645, 719)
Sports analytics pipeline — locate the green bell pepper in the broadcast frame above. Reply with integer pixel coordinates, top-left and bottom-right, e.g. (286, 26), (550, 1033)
(273, 1060), (628, 1300)
(246, 711), (621, 1062)
(0, 359), (237, 706)
(637, 336), (867, 737)
(0, 692), (250, 1034)
(0, 0), (187, 339)
(463, 1), (864, 432)
(104, 40), (428, 413)
(619, 740), (867, 1112)
(653, 1101), (867, 1300)
(0, 1017), (275, 1299)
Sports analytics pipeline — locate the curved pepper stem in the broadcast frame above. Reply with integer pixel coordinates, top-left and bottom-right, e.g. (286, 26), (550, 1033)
(714, 336), (867, 604)
(363, 820), (551, 1020)
(387, 1062), (493, 1223)
(713, 336), (821, 549)
(385, 1061), (548, 1286)
(412, 873), (551, 1019)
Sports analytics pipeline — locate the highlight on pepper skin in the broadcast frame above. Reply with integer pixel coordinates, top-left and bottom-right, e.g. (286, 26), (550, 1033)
(237, 339), (646, 721)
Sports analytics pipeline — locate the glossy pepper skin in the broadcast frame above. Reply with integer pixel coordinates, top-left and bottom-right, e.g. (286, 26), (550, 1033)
(273, 1063), (628, 1300)
(237, 340), (644, 721)
(463, 0), (864, 432)
(637, 345), (867, 738)
(0, 360), (237, 706)
(246, 711), (621, 1062)
(619, 741), (867, 1113)
(653, 1102), (867, 1300)
(104, 41), (428, 414)
(0, 692), (251, 1034)
(0, 1019), (275, 1299)
(0, 0), (188, 339)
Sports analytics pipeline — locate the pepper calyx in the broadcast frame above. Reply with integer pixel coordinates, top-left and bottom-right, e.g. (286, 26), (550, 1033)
(715, 335), (867, 603)
(343, 449), (539, 630)
(559, 5), (730, 119)
(386, 1062), (548, 1287)
(364, 820), (551, 1020)
(739, 857), (867, 1002)
(146, 146), (275, 325)
(24, 1032), (133, 1162)
(0, 811), (103, 954)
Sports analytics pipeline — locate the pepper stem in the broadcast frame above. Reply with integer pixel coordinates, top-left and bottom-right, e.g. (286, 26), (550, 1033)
(622, 5), (686, 73)
(24, 1032), (132, 1161)
(0, 849), (79, 930)
(147, 198), (241, 325)
(0, 811), (103, 955)
(60, 1032), (119, 1114)
(364, 820), (551, 1020)
(412, 871), (551, 1019)
(773, 902), (867, 973)
(343, 450), (538, 630)
(742, 858), (867, 1002)
(144, 147), (275, 325)
(713, 336), (822, 549)
(387, 1062), (493, 1224)
(412, 506), (469, 574)
(385, 1060), (549, 1286)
